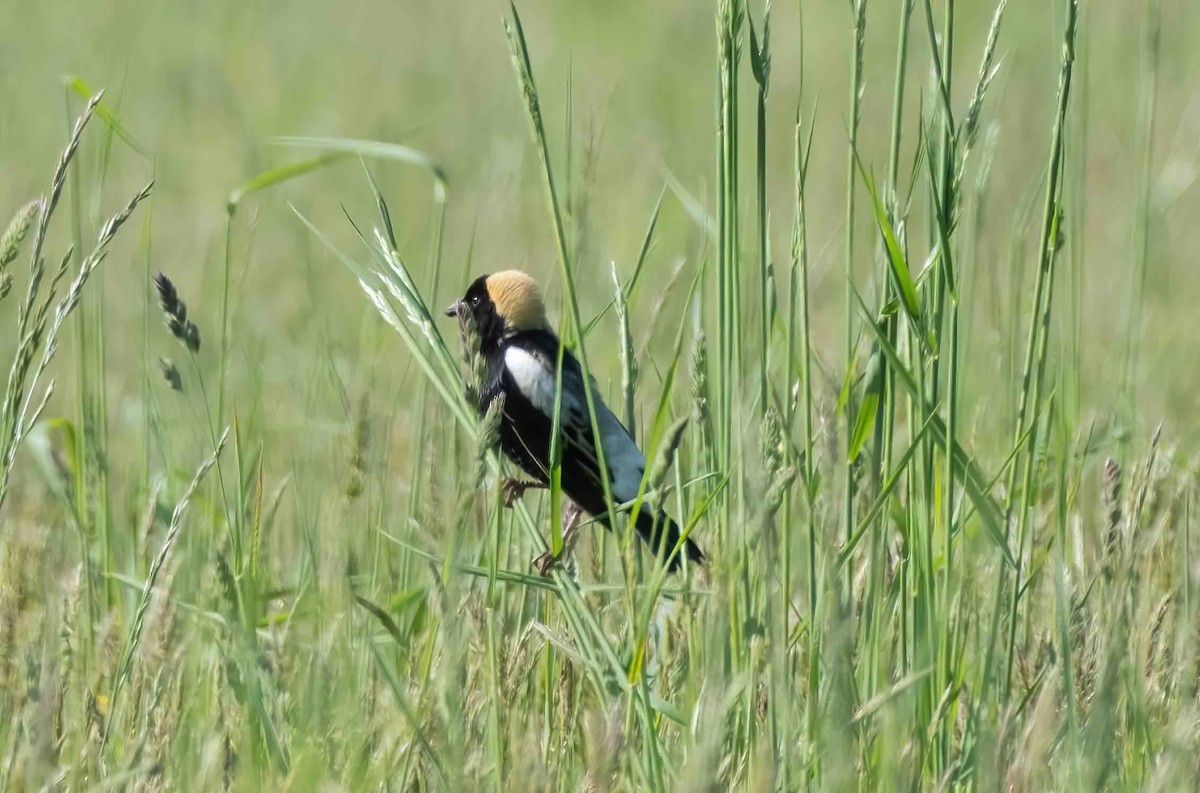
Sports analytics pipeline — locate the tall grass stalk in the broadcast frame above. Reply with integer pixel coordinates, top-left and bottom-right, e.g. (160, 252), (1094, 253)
(997, 0), (1079, 701)
(715, 0), (743, 584)
(1064, 5), (1088, 425)
(749, 3), (771, 418)
(1122, 0), (1161, 435)
(790, 108), (822, 775)
(874, 0), (912, 519)
(843, 0), (867, 600)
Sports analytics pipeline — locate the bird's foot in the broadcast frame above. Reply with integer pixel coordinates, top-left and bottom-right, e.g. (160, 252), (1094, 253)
(532, 550), (561, 577)
(502, 478), (543, 508)
(531, 500), (584, 576)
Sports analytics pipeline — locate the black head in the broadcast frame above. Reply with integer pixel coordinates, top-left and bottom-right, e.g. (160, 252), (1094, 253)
(444, 270), (548, 349)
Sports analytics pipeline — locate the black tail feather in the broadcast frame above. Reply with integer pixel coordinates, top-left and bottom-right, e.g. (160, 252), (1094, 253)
(634, 509), (705, 571)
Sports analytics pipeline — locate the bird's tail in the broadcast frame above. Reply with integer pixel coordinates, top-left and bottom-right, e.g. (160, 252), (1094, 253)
(633, 508), (705, 571)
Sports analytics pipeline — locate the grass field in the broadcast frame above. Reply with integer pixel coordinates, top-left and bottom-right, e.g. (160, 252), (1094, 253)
(2, 0), (1200, 789)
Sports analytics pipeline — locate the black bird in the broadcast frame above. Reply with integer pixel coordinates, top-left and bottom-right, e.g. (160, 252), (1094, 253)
(445, 270), (704, 571)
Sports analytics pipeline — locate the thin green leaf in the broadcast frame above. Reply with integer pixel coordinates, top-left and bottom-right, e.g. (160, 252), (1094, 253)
(61, 75), (151, 159)
(228, 153), (348, 212)
(354, 593), (407, 647)
(855, 153), (924, 329)
(848, 346), (884, 461)
(271, 136), (447, 192)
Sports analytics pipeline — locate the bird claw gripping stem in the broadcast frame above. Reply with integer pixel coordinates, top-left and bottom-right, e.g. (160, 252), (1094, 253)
(501, 477), (544, 508)
(531, 500), (582, 576)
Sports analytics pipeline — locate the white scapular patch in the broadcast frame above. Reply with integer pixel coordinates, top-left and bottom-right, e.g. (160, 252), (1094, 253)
(504, 345), (647, 502)
(504, 346), (557, 413)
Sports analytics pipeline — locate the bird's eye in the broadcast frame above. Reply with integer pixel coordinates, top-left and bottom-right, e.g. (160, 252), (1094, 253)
(470, 295), (481, 306)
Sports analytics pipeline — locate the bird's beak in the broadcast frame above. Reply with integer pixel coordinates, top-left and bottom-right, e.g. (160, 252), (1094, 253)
(443, 299), (463, 318)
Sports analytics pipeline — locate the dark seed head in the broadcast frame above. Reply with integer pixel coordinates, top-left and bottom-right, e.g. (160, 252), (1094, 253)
(155, 272), (201, 352)
(184, 322), (201, 353)
(159, 357), (182, 391)
(154, 272), (180, 315)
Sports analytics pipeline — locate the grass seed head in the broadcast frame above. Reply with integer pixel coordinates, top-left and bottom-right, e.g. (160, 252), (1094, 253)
(154, 273), (201, 352)
(0, 199), (39, 272)
(761, 406), (783, 477)
(478, 393), (505, 487)
(0, 200), (39, 302)
(649, 415), (689, 492)
(762, 466), (796, 520)
(158, 357), (182, 392)
(460, 310), (485, 403)
(345, 394), (369, 499)
(690, 332), (709, 427)
(1102, 457), (1123, 575)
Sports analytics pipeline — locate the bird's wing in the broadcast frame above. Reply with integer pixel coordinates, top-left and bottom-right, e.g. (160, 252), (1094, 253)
(503, 344), (646, 506)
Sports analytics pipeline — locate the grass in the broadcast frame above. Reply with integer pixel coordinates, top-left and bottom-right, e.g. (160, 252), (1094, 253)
(2, 0), (1200, 789)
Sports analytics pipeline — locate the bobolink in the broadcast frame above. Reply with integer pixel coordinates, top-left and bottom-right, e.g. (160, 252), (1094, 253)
(445, 270), (705, 571)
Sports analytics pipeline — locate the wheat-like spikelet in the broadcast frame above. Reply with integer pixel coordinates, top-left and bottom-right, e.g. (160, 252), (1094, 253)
(0, 200), (37, 270)
(760, 466), (796, 526)
(345, 393), (369, 499)
(1, 247), (69, 452)
(158, 357), (182, 392)
(963, 0), (1009, 157)
(457, 308), (485, 407)
(477, 393), (505, 489)
(648, 415), (688, 494)
(1102, 457), (1123, 578)
(53, 566), (81, 749)
(0, 564), (19, 703)
(761, 406), (783, 478)
(373, 229), (445, 355)
(0, 178), (152, 516)
(154, 272), (201, 352)
(15, 92), (101, 342)
(0, 200), (38, 301)
(689, 332), (710, 440)
(610, 263), (638, 435)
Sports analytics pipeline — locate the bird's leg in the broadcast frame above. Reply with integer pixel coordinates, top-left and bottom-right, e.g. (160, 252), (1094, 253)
(502, 477), (545, 508)
(561, 500), (583, 552)
(533, 499), (584, 576)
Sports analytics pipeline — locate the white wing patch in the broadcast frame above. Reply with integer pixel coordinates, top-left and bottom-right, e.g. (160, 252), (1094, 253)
(504, 345), (646, 503)
(504, 346), (557, 413)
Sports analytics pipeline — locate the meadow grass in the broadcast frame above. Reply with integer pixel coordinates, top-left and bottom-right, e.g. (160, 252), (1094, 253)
(1, 0), (1199, 790)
